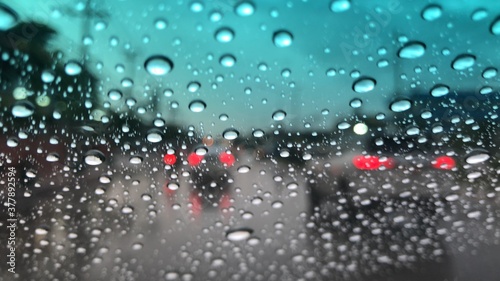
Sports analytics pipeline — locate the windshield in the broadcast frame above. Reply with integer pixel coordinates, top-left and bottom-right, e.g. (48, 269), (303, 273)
(1, 1), (499, 280)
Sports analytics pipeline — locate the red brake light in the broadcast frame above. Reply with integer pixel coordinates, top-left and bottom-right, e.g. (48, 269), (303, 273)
(219, 152), (235, 167)
(432, 156), (455, 170)
(352, 155), (394, 170)
(353, 155), (381, 170)
(188, 152), (204, 166)
(163, 153), (177, 165)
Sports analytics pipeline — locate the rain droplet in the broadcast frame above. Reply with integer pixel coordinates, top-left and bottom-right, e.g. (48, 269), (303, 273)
(132, 242), (143, 250)
(465, 150), (490, 164)
(422, 5), (442, 21)
(491, 17), (500, 35)
(482, 67), (497, 79)
(108, 89), (123, 101)
(190, 1), (204, 12)
(349, 98), (362, 108)
(215, 27), (235, 43)
(12, 101), (35, 118)
(252, 129), (264, 138)
(46, 153), (60, 162)
(0, 4), (18, 30)
(330, 0), (351, 13)
(390, 99), (412, 112)
(353, 123), (368, 135)
(154, 18), (167, 30)
(337, 122), (351, 130)
(398, 42), (426, 59)
(165, 272), (180, 280)
(451, 54), (476, 70)
(195, 146), (208, 156)
(286, 182), (298, 190)
(235, 1), (255, 16)
(167, 182), (179, 190)
(430, 85), (450, 97)
(64, 61), (82, 76)
(272, 110), (286, 121)
(219, 54), (236, 67)
(121, 205), (134, 214)
(41, 70), (55, 83)
(189, 100), (206, 112)
(84, 150), (106, 166)
(187, 81), (201, 92)
(237, 165), (250, 173)
(146, 129), (163, 143)
(273, 30), (293, 47)
(6, 138), (18, 147)
(353, 77), (376, 93)
(471, 9), (488, 21)
(145, 55), (174, 76)
(223, 128), (239, 140)
(272, 201), (283, 209)
(130, 156), (143, 164)
(226, 228), (253, 241)
(35, 227), (49, 236)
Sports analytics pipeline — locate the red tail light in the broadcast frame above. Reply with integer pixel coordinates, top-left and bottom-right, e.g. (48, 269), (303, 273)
(163, 153), (177, 165)
(432, 156), (455, 170)
(353, 155), (394, 170)
(188, 152), (204, 166)
(219, 152), (235, 166)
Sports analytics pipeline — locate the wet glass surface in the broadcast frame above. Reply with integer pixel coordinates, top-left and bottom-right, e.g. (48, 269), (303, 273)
(0, 0), (499, 280)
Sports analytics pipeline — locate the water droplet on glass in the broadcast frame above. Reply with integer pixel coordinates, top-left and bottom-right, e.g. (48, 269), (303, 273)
(422, 5), (442, 21)
(219, 54), (236, 67)
(189, 100), (206, 112)
(471, 9), (488, 21)
(215, 27), (235, 43)
(272, 110), (287, 121)
(130, 156), (143, 164)
(237, 165), (250, 173)
(132, 242), (143, 250)
(430, 85), (450, 97)
(272, 201), (283, 209)
(330, 0), (351, 13)
(84, 150), (106, 166)
(286, 182), (298, 190)
(63, 61), (82, 77)
(337, 122), (351, 130)
(154, 18), (167, 30)
(147, 129), (163, 143)
(121, 205), (134, 214)
(223, 128), (239, 140)
(398, 42), (426, 59)
(6, 137), (18, 147)
(465, 150), (490, 164)
(12, 101), (35, 118)
(0, 4), (18, 30)
(145, 55), (174, 76)
(390, 99), (412, 112)
(190, 1), (204, 12)
(108, 89), (123, 101)
(187, 81), (201, 92)
(252, 129), (265, 138)
(491, 17), (500, 35)
(46, 153), (60, 162)
(349, 98), (362, 108)
(353, 77), (376, 93)
(235, 1), (255, 16)
(35, 227), (49, 236)
(273, 30), (293, 47)
(482, 67), (497, 79)
(165, 272), (180, 280)
(41, 70), (55, 83)
(451, 54), (476, 70)
(167, 182), (179, 191)
(226, 228), (253, 241)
